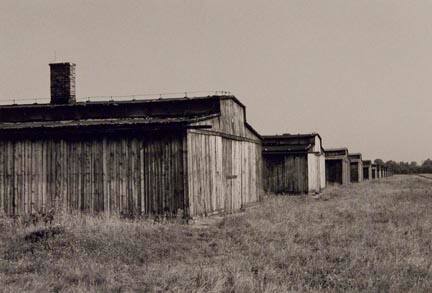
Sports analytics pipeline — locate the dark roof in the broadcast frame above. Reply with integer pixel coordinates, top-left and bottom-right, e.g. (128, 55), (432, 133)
(263, 144), (311, 154)
(262, 133), (321, 140)
(0, 96), (223, 123)
(324, 147), (349, 157)
(348, 153), (362, 160)
(0, 95), (262, 140)
(262, 133), (322, 154)
(325, 147), (348, 152)
(362, 160), (372, 166)
(0, 115), (216, 131)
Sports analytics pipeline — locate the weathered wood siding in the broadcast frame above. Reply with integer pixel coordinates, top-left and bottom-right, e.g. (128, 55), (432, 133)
(350, 162), (358, 182)
(307, 153), (326, 193)
(192, 98), (258, 139)
(263, 154), (308, 194)
(192, 98), (246, 136)
(319, 154), (326, 189)
(350, 161), (364, 183)
(186, 131), (262, 216)
(363, 167), (368, 180)
(307, 154), (318, 192)
(325, 159), (350, 185)
(186, 132), (223, 216)
(363, 166), (372, 180)
(358, 162), (364, 182)
(326, 160), (342, 184)
(187, 97), (262, 216)
(0, 132), (186, 216)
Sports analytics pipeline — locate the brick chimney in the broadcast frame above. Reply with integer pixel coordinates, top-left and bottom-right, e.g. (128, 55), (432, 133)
(49, 62), (76, 104)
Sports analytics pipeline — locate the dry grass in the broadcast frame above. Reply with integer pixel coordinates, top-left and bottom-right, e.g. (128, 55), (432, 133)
(418, 173), (432, 180)
(1, 175), (432, 292)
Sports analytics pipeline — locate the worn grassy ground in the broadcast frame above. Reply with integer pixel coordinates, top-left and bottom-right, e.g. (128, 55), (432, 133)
(1, 175), (432, 292)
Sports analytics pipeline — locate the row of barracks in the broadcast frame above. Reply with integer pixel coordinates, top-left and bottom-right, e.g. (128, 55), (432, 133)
(0, 63), (391, 218)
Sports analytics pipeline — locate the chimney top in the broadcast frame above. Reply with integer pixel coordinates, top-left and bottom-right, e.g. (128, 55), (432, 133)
(49, 62), (76, 105)
(49, 62), (76, 66)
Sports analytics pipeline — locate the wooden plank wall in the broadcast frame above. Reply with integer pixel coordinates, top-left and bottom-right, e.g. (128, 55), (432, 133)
(350, 162), (359, 183)
(187, 131), (262, 217)
(342, 159), (351, 184)
(307, 154), (316, 192)
(188, 97), (262, 216)
(319, 155), (326, 190)
(358, 162), (364, 182)
(223, 137), (261, 212)
(192, 98), (250, 138)
(187, 132), (223, 216)
(325, 160), (343, 184)
(0, 133), (185, 216)
(263, 154), (308, 194)
(325, 158), (350, 185)
(363, 166), (371, 180)
(307, 153), (320, 193)
(350, 161), (364, 183)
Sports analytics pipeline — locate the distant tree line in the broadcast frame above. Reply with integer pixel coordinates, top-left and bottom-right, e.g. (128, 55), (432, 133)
(375, 159), (432, 174)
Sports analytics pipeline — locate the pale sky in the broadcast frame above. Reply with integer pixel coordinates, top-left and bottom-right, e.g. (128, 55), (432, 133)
(1, 0), (431, 163)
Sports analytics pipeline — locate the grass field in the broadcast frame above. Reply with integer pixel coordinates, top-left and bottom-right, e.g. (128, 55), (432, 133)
(1, 175), (432, 292)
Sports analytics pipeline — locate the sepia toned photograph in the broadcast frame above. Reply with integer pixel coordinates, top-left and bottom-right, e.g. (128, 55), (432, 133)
(1, 1), (431, 292)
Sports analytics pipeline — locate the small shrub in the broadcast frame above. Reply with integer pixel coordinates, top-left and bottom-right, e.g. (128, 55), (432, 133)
(24, 226), (65, 243)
